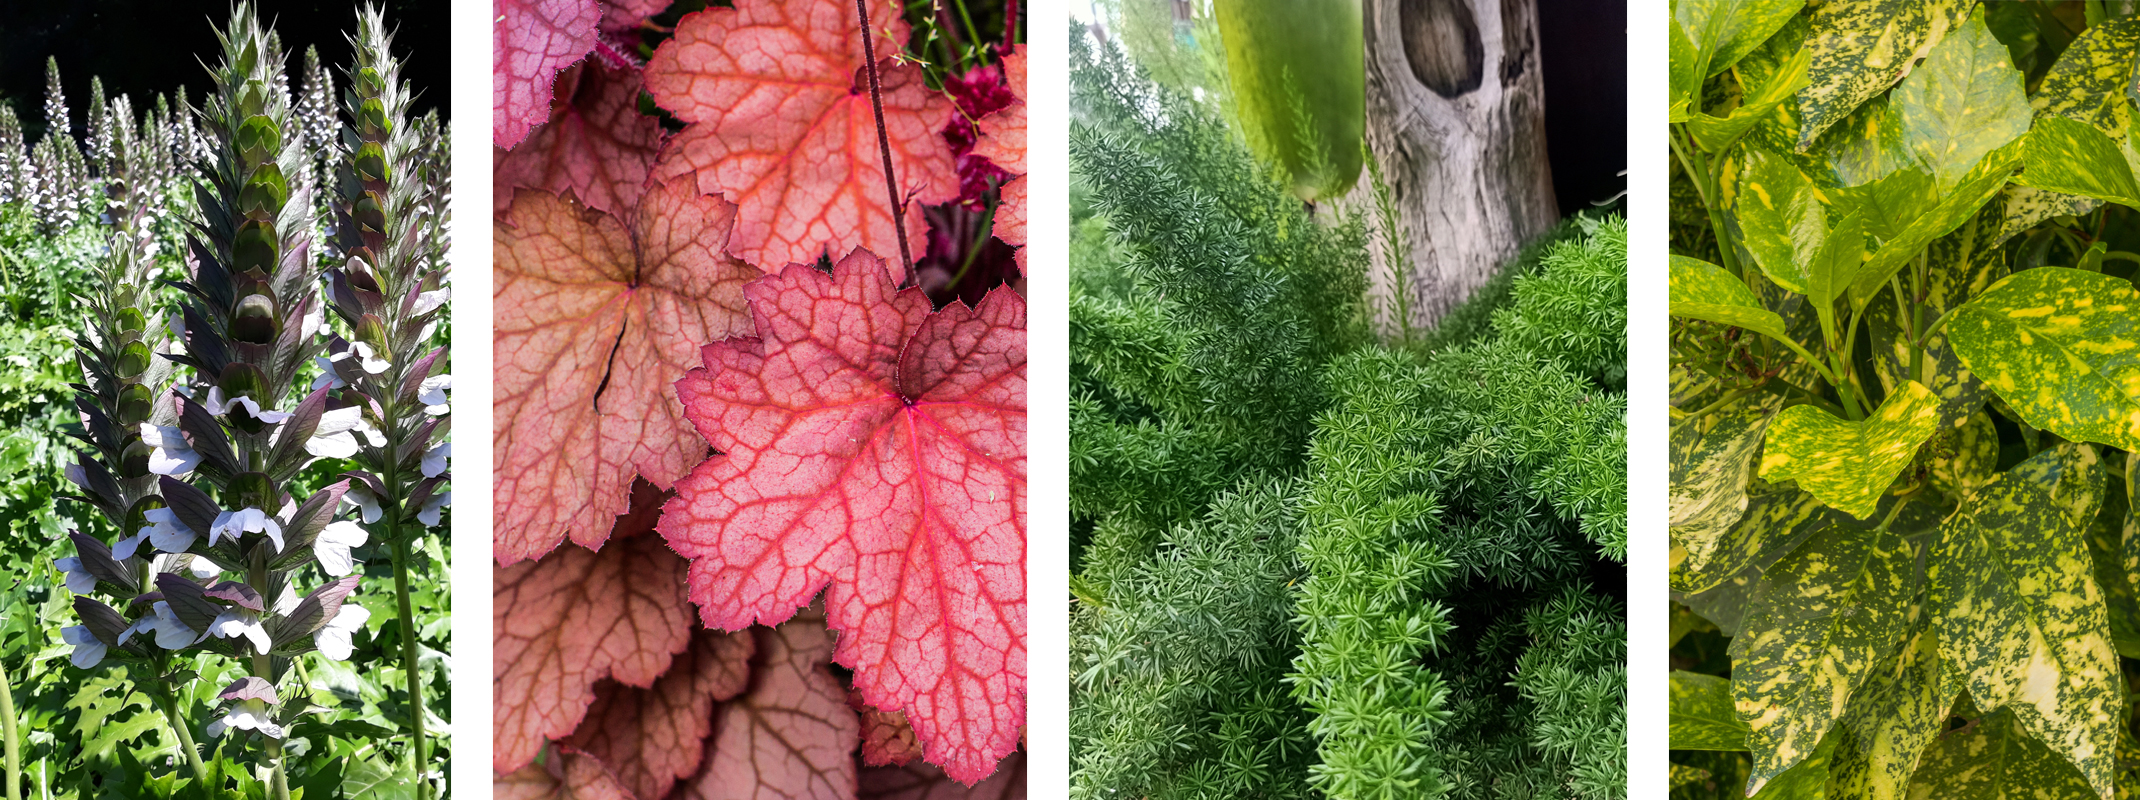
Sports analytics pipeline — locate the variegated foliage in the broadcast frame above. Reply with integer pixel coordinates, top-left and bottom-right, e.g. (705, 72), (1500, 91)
(1669, 1), (2140, 798)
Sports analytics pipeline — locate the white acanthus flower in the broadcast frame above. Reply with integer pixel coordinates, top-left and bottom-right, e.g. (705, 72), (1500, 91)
(61, 625), (106, 668)
(412, 286), (449, 315)
(310, 353), (350, 391)
(209, 604), (271, 654)
(148, 600), (205, 648)
(109, 529), (151, 561)
(206, 699), (284, 740)
(139, 423), (200, 476)
(342, 481), (382, 523)
(145, 507), (196, 553)
(315, 603), (371, 662)
(314, 520), (369, 577)
(416, 490), (451, 527)
(350, 341), (390, 374)
(421, 442), (449, 478)
(209, 507), (284, 552)
(307, 406), (386, 458)
(302, 306), (327, 338)
(54, 556), (97, 593)
(202, 386), (293, 423)
(418, 374), (451, 415)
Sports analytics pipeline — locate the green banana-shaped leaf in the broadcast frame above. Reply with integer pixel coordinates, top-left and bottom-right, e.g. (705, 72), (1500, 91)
(1759, 380), (1941, 519)
(1732, 522), (1916, 793)
(1832, 167), (1935, 242)
(1865, 200), (2002, 431)
(1827, 617), (1958, 800)
(1736, 150), (1829, 294)
(1675, 0), (1806, 80)
(1933, 443), (2116, 800)
(1672, 670), (1751, 750)
(1670, 255), (1795, 345)
(1795, 0), (1971, 150)
(1893, 6), (2032, 191)
(1850, 143), (2022, 301)
(1904, 710), (2099, 800)
(1946, 267), (2140, 453)
(2017, 116), (2140, 211)
(1673, 406), (1780, 577)
(1690, 46), (1812, 152)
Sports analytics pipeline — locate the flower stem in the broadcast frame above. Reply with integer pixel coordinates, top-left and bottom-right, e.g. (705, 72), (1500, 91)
(390, 522), (430, 797)
(249, 652), (289, 800)
(2, 659), (19, 800)
(146, 678), (210, 789)
(855, 0), (916, 285)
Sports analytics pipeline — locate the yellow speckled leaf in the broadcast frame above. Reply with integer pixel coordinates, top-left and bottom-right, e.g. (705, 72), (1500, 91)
(1671, 255), (1797, 345)
(1673, 406), (1781, 577)
(1996, 185), (2101, 245)
(2032, 16), (2140, 138)
(1932, 443), (2115, 800)
(1672, 14), (1701, 119)
(1691, 47), (1813, 152)
(1850, 142), (2021, 301)
(1904, 710), (2099, 800)
(1827, 617), (1958, 800)
(1867, 201), (2003, 430)
(1927, 412), (2001, 499)
(2123, 451), (2139, 629)
(1736, 150), (1831, 296)
(1670, 764), (1711, 792)
(1740, 15), (1917, 188)
(1673, 670), (1752, 750)
(1893, 7), (2032, 190)
(1759, 381), (1942, 519)
(1752, 732), (1839, 799)
(1795, 0), (1971, 150)
(1676, 0), (1807, 80)
(2017, 116), (2140, 210)
(1833, 166), (1935, 242)
(1946, 267), (2140, 453)
(2086, 472), (2140, 658)
(1673, 480), (1825, 597)
(1731, 522), (1916, 793)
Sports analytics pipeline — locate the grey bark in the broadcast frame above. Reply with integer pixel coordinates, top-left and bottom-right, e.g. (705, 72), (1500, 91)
(1356, 0), (1558, 333)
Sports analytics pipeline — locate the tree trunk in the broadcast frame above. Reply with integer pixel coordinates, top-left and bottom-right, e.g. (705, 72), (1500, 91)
(1359, 0), (1558, 333)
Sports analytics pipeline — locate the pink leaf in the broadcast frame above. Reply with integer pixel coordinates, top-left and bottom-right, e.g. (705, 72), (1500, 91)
(671, 617), (862, 800)
(565, 629), (756, 800)
(858, 751), (1026, 800)
(494, 180), (763, 564)
(495, 62), (664, 219)
(660, 250), (1026, 783)
(851, 688), (924, 768)
(495, 748), (640, 800)
(644, 0), (959, 272)
(495, 0), (602, 149)
(492, 523), (697, 774)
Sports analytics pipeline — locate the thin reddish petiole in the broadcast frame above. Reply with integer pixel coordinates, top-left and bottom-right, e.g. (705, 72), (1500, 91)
(855, 0), (916, 286)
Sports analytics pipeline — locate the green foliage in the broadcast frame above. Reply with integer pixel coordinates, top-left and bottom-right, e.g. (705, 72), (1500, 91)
(1071, 26), (1626, 798)
(1669, 2), (2140, 798)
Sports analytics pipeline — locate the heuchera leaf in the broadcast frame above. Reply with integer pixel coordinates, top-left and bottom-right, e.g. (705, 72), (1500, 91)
(660, 250), (1027, 783)
(1758, 380), (1941, 520)
(1946, 267), (2140, 453)
(564, 629), (756, 800)
(1731, 522), (1916, 793)
(495, 747), (637, 800)
(492, 527), (698, 774)
(494, 180), (763, 563)
(1932, 443), (2118, 800)
(494, 62), (665, 219)
(971, 52), (1026, 269)
(671, 619), (862, 800)
(860, 751), (1027, 800)
(645, 0), (959, 272)
(854, 690), (926, 767)
(494, 0), (601, 149)
(1669, 670), (1749, 750)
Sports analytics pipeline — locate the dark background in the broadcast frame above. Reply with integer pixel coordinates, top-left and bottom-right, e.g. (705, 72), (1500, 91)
(1537, 0), (1627, 214)
(0, 0), (451, 145)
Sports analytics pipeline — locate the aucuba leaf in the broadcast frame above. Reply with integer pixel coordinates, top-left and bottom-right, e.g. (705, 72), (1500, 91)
(2016, 116), (2140, 211)
(1825, 616), (1957, 800)
(1671, 486), (1826, 600)
(1863, 202), (1999, 431)
(1931, 443), (2117, 800)
(1892, 7), (2031, 191)
(1945, 267), (2140, 453)
(1848, 142), (2020, 302)
(491, 529), (697, 774)
(1673, 0), (1803, 80)
(564, 629), (755, 800)
(1668, 255), (1793, 345)
(660, 251), (1027, 783)
(644, 0), (959, 271)
(493, 180), (762, 564)
(1904, 710), (2098, 799)
(1733, 150), (1829, 297)
(2032, 16), (2140, 136)
(1758, 380), (1941, 520)
(492, 0), (599, 149)
(1669, 670), (1748, 750)
(1670, 405), (1777, 577)
(669, 619), (861, 800)
(1794, 0), (1971, 150)
(1730, 522), (1916, 793)
(1686, 46), (1809, 152)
